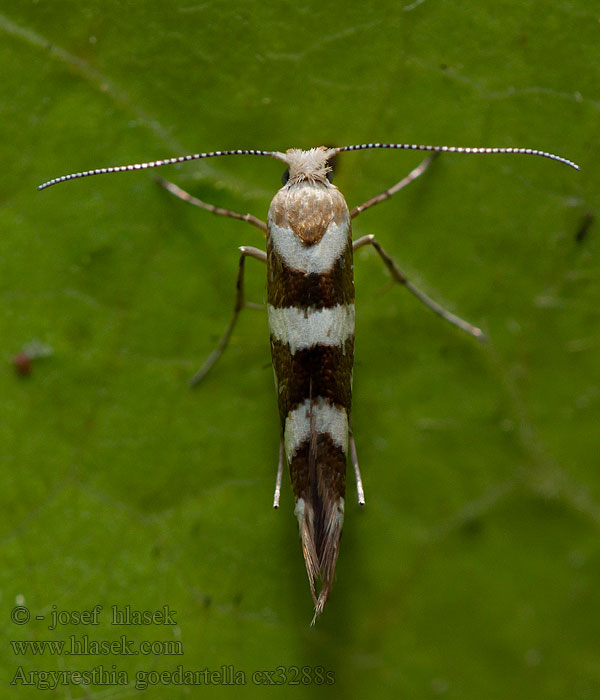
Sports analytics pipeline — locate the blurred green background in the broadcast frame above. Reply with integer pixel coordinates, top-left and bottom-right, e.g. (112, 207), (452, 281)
(1, 1), (598, 698)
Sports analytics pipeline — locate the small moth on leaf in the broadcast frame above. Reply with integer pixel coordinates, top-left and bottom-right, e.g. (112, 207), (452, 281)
(39, 142), (579, 623)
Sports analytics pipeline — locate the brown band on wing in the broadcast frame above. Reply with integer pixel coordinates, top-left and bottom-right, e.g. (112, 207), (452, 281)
(267, 242), (354, 309)
(271, 338), (354, 425)
(289, 433), (347, 503)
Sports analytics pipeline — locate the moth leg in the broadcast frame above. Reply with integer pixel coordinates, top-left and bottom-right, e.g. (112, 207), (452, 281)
(353, 235), (487, 342)
(350, 153), (438, 219)
(349, 432), (365, 506)
(273, 440), (284, 509)
(190, 246), (267, 386)
(156, 176), (267, 234)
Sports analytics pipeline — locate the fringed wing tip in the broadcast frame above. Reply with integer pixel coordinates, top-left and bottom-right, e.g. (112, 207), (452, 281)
(310, 590), (329, 626)
(297, 498), (344, 625)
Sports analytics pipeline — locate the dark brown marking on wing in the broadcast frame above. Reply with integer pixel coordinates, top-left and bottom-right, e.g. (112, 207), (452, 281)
(270, 338), (354, 428)
(289, 433), (347, 504)
(267, 242), (354, 309)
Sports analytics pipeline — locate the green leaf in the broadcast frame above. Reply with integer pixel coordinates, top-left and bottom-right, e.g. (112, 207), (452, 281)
(1, 1), (598, 698)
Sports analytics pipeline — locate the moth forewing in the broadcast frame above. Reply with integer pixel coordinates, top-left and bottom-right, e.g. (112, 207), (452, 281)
(38, 141), (579, 623)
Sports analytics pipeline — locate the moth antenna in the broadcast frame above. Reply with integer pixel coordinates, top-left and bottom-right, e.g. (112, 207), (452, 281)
(38, 148), (285, 191)
(38, 142), (579, 191)
(333, 143), (580, 171)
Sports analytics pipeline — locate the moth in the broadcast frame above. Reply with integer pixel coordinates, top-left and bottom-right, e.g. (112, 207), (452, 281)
(39, 142), (578, 622)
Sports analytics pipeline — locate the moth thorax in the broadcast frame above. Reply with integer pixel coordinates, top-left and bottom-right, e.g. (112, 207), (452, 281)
(269, 182), (349, 246)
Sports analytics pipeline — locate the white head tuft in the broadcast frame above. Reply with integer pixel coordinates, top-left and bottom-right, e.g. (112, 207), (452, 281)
(274, 146), (336, 185)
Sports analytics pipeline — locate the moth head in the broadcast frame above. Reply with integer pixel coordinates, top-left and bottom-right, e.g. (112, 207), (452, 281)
(275, 146), (336, 186)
